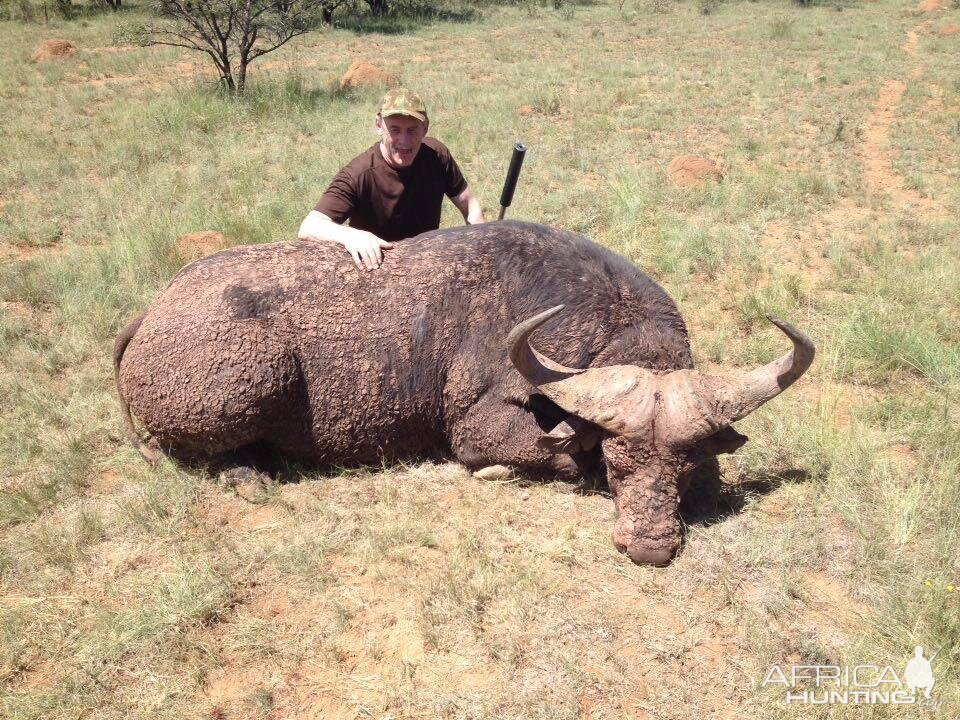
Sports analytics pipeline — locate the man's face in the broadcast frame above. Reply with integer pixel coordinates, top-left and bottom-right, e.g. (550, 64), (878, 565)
(376, 113), (428, 168)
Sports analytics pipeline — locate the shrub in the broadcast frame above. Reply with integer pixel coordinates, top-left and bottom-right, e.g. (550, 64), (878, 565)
(122, 0), (329, 94)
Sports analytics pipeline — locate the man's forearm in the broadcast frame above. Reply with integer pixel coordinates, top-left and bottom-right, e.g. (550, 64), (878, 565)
(466, 196), (485, 224)
(453, 188), (485, 225)
(298, 210), (393, 271)
(298, 210), (367, 246)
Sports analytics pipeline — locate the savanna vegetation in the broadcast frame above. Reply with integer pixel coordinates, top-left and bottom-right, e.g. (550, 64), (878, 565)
(1, 0), (959, 716)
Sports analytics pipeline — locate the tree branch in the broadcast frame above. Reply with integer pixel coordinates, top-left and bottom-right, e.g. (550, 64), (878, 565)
(141, 0), (323, 93)
(248, 25), (307, 60)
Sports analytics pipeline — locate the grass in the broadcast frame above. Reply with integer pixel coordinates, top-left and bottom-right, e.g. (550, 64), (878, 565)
(2, 0), (960, 716)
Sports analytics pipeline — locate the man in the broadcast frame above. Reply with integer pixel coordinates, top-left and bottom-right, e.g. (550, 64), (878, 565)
(298, 87), (485, 271)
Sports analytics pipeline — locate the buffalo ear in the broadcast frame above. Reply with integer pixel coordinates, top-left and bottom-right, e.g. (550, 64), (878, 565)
(537, 418), (600, 454)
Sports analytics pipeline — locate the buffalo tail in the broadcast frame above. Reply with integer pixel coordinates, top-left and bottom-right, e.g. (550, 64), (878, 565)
(113, 313), (161, 465)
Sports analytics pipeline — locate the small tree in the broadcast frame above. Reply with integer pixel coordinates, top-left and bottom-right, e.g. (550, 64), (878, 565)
(131, 0), (328, 93)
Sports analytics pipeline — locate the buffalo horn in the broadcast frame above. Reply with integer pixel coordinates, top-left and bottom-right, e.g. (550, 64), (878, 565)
(506, 305), (586, 386)
(708, 314), (816, 426)
(507, 307), (652, 432)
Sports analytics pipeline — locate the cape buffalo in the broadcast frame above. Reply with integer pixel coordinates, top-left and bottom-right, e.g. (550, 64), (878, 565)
(114, 220), (814, 565)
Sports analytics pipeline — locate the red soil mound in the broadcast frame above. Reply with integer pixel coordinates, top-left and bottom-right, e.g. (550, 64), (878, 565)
(667, 155), (723, 187)
(339, 61), (397, 90)
(32, 39), (75, 61)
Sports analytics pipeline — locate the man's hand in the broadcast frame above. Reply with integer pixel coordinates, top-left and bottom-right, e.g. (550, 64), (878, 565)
(298, 210), (394, 271)
(343, 232), (394, 271)
(453, 187), (485, 225)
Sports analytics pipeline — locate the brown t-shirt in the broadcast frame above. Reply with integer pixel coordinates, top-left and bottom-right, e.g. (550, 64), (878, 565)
(314, 138), (468, 243)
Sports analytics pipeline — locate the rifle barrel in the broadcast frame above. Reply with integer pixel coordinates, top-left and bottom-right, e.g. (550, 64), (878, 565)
(498, 142), (527, 220)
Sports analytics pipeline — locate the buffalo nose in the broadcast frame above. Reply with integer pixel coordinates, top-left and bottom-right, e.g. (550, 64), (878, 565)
(624, 543), (674, 566)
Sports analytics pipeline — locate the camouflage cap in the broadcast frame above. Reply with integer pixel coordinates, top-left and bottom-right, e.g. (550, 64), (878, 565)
(378, 87), (427, 122)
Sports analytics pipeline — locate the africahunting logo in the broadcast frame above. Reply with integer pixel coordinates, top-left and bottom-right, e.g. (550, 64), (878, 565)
(761, 646), (941, 706)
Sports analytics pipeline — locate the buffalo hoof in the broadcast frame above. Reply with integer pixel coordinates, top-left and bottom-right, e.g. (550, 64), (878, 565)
(218, 465), (273, 503)
(472, 465), (514, 481)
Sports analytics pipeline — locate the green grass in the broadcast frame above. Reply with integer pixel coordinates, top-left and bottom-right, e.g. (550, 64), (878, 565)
(2, 0), (960, 716)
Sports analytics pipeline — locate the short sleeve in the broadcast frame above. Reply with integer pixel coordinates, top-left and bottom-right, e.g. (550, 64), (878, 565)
(314, 167), (359, 223)
(439, 145), (468, 198)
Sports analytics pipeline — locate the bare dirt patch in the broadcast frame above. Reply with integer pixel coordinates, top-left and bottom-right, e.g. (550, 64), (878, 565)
(6, 659), (58, 692)
(197, 491), (289, 535)
(938, 23), (960, 35)
(904, 27), (922, 58)
(667, 155), (723, 187)
(1, 299), (40, 322)
(886, 441), (919, 473)
(916, 0), (942, 11)
(31, 39), (75, 62)
(0, 241), (67, 263)
(204, 663), (282, 719)
(86, 74), (139, 87)
(66, 72), (140, 87)
(758, 201), (873, 291)
(173, 231), (229, 264)
(339, 61), (397, 90)
(0, 298), (54, 336)
(107, 59), (213, 90)
(799, 570), (874, 646)
(91, 468), (124, 494)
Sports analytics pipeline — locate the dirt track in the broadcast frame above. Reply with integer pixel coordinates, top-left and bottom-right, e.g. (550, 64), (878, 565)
(860, 6), (944, 214)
